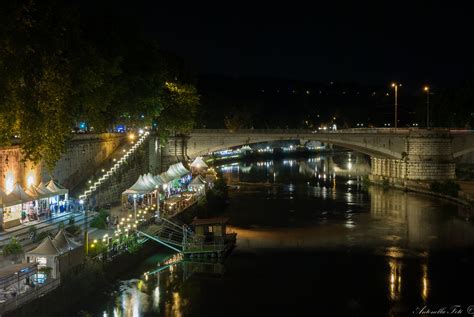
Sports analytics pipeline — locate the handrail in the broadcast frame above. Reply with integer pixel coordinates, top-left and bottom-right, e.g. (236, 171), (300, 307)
(137, 230), (182, 253)
(79, 131), (150, 200)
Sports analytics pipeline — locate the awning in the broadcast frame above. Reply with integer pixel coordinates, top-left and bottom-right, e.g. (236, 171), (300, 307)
(46, 179), (68, 196)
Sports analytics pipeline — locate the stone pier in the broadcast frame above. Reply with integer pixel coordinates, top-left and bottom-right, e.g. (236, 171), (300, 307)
(370, 130), (456, 185)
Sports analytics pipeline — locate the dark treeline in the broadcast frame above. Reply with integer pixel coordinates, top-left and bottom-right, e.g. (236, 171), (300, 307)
(196, 75), (474, 130)
(0, 0), (199, 169)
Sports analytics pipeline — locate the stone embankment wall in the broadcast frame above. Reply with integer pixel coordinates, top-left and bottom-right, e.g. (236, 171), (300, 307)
(0, 134), (124, 192)
(158, 136), (189, 173)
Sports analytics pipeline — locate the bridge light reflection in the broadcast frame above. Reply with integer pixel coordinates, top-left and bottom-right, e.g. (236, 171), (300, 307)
(388, 257), (402, 301)
(422, 263), (429, 302)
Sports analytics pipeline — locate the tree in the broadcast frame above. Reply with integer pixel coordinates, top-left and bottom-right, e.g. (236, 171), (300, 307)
(157, 82), (199, 135)
(0, 0), (200, 170)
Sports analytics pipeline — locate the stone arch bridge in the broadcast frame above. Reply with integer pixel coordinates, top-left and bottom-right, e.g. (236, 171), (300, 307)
(162, 128), (474, 182)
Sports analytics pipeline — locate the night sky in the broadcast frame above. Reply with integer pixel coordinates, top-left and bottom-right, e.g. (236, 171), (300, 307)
(83, 1), (473, 86)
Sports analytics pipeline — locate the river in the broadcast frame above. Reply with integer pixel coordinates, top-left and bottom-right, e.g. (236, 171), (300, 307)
(89, 152), (474, 316)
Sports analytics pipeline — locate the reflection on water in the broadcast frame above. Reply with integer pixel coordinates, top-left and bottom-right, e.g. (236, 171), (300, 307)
(90, 153), (473, 316)
(388, 257), (402, 301)
(100, 259), (226, 317)
(422, 263), (429, 302)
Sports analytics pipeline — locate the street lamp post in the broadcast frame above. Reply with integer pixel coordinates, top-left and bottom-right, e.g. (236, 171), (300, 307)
(155, 185), (160, 219)
(424, 86), (430, 128)
(391, 83), (401, 128)
(80, 199), (89, 256)
(133, 194), (137, 221)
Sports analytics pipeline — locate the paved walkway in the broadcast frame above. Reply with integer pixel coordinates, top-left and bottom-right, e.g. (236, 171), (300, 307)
(0, 211), (94, 247)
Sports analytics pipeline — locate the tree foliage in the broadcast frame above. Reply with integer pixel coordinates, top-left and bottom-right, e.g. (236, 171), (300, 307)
(2, 237), (24, 256)
(0, 0), (199, 170)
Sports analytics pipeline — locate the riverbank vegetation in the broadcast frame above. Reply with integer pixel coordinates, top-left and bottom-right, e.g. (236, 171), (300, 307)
(89, 209), (109, 229)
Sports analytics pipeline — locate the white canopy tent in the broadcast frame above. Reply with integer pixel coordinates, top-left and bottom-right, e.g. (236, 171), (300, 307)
(52, 229), (82, 253)
(26, 232), (82, 279)
(46, 179), (68, 196)
(1, 185), (35, 229)
(10, 184), (34, 203)
(122, 175), (155, 196)
(44, 179), (69, 215)
(165, 162), (190, 180)
(26, 236), (61, 278)
(0, 188), (22, 208)
(190, 157), (208, 169)
(121, 174), (161, 212)
(159, 172), (174, 184)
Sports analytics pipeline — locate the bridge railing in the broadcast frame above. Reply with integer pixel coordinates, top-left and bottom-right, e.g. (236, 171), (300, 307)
(191, 128), (412, 134)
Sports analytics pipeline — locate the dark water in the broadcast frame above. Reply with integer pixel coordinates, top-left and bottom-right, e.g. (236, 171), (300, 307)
(92, 153), (474, 317)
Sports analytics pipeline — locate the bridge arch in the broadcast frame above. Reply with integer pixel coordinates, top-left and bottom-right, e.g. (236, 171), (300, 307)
(187, 130), (406, 159)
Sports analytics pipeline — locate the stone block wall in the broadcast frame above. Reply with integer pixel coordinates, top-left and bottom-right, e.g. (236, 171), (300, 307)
(45, 134), (125, 189)
(405, 130), (455, 180)
(158, 135), (189, 173)
(0, 134), (124, 192)
(370, 129), (456, 181)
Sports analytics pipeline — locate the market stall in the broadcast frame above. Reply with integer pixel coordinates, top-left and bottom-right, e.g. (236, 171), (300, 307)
(25, 182), (56, 219)
(0, 184), (37, 229)
(121, 175), (156, 211)
(25, 230), (82, 281)
(160, 162), (191, 196)
(45, 179), (69, 214)
(0, 188), (22, 230)
(25, 236), (61, 279)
